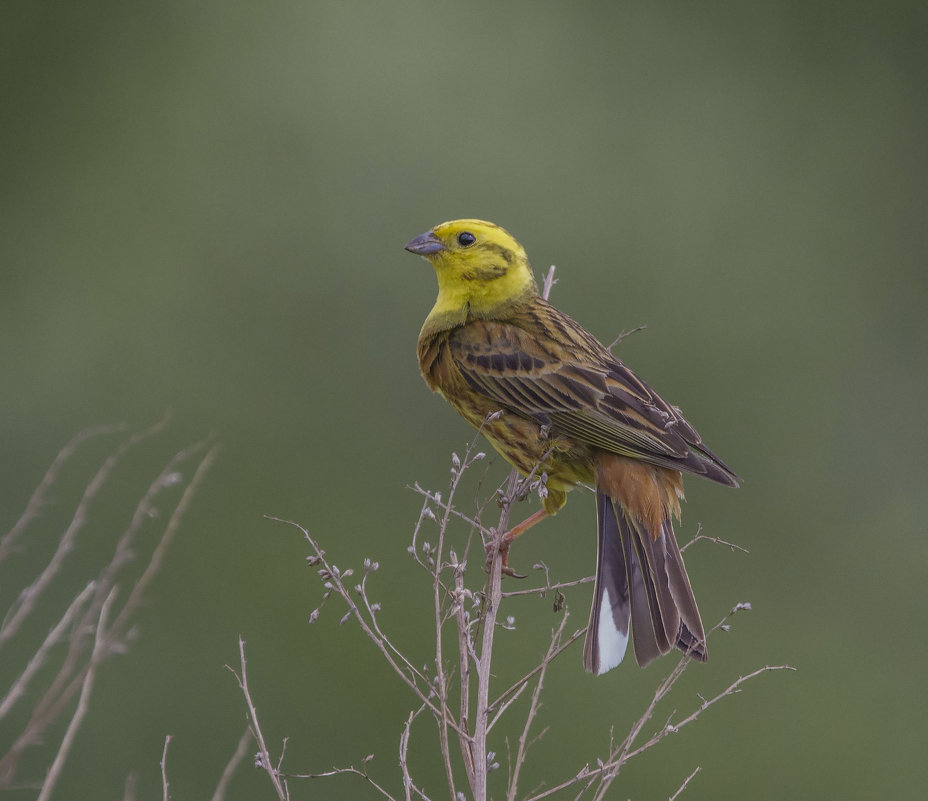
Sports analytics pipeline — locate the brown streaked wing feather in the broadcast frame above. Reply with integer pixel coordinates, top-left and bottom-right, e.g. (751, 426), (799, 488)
(446, 306), (738, 485)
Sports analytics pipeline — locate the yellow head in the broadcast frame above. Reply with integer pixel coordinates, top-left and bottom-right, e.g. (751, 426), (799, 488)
(405, 219), (538, 328)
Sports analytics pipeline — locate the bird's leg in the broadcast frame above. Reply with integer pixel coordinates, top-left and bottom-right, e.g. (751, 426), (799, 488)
(487, 508), (549, 577)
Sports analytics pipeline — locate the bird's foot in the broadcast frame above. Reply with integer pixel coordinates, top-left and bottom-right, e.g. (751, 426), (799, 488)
(485, 530), (527, 579)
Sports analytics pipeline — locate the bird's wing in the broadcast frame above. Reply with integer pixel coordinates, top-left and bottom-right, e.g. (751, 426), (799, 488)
(448, 317), (738, 485)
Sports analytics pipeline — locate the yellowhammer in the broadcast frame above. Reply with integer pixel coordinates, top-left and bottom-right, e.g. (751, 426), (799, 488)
(406, 219), (739, 673)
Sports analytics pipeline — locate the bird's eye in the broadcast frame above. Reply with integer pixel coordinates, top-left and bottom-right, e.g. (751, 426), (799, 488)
(457, 232), (476, 247)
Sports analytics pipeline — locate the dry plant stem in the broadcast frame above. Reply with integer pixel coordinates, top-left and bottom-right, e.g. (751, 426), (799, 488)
(470, 467), (524, 801)
(267, 515), (471, 742)
(10, 444), (216, 753)
(411, 484), (492, 540)
(501, 575), (593, 598)
(489, 626), (586, 732)
(453, 555), (474, 788)
(516, 606), (794, 801)
(88, 439), (208, 633)
(37, 586), (118, 801)
(608, 324), (647, 351)
(679, 531), (749, 554)
(430, 438), (470, 801)
(229, 637), (289, 801)
(0, 414), (169, 649)
(0, 581), (95, 721)
(399, 710), (417, 801)
(122, 772), (138, 801)
(0, 435), (217, 789)
(505, 612), (569, 801)
(669, 766), (701, 801)
(541, 264), (557, 300)
(473, 540), (503, 801)
(160, 735), (172, 801)
(284, 761), (400, 801)
(211, 728), (254, 801)
(107, 443), (219, 637)
(274, 713), (420, 801)
(16, 441), (211, 745)
(622, 663), (796, 764)
(0, 423), (126, 566)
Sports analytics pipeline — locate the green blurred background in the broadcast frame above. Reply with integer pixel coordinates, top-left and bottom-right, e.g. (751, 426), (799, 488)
(2, 1), (926, 798)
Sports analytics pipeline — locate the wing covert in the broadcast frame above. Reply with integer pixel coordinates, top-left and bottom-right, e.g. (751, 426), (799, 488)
(447, 319), (696, 465)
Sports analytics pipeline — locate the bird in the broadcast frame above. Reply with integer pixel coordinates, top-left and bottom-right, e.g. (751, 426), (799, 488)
(405, 219), (739, 673)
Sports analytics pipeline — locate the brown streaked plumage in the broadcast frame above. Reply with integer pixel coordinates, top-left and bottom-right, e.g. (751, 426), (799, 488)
(406, 219), (739, 673)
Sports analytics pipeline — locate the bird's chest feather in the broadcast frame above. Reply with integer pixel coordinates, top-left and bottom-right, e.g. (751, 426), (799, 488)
(417, 332), (592, 487)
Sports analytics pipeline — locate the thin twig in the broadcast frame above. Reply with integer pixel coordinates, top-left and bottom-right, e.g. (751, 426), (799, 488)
(400, 710), (415, 801)
(283, 760), (400, 801)
(107, 443), (219, 638)
(541, 265), (558, 299)
(679, 532), (749, 554)
(160, 735), (172, 801)
(505, 612), (569, 801)
(0, 581), (95, 722)
(500, 575), (593, 598)
(471, 468), (519, 801)
(268, 516), (472, 742)
(0, 415), (169, 649)
(0, 423), (126, 565)
(122, 772), (138, 801)
(397, 707), (434, 801)
(211, 728), (253, 801)
(669, 766), (701, 800)
(430, 443), (480, 801)
(409, 485), (493, 540)
(37, 587), (118, 801)
(622, 664), (796, 764)
(0, 441), (217, 788)
(608, 324), (647, 350)
(228, 637), (288, 801)
(490, 627), (586, 719)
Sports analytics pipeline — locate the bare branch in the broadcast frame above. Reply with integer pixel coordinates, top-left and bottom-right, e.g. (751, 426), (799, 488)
(490, 627), (586, 718)
(500, 574), (594, 599)
(622, 664), (796, 764)
(160, 735), (172, 801)
(608, 324), (647, 351)
(469, 468), (520, 801)
(0, 423), (126, 566)
(37, 586), (118, 801)
(267, 515), (472, 742)
(122, 772), (138, 801)
(541, 265), (558, 300)
(669, 766), (701, 800)
(211, 728), (253, 801)
(107, 443), (219, 638)
(505, 612), (570, 801)
(228, 637), (288, 801)
(0, 438), (217, 788)
(679, 532), (749, 554)
(0, 581), (95, 722)
(283, 759), (401, 801)
(0, 414), (169, 649)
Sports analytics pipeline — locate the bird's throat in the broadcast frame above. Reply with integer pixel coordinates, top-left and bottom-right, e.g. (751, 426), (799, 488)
(423, 264), (537, 335)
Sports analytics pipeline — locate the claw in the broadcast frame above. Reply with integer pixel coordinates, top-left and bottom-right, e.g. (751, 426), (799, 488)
(485, 507), (550, 579)
(485, 531), (527, 578)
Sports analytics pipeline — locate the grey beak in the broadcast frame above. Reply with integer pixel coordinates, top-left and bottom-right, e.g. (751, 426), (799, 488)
(404, 230), (445, 256)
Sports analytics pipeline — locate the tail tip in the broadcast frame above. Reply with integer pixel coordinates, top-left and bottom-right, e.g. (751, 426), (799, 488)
(676, 624), (708, 662)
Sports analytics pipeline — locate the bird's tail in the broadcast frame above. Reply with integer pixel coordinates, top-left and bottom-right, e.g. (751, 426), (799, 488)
(583, 489), (707, 674)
